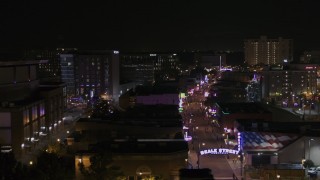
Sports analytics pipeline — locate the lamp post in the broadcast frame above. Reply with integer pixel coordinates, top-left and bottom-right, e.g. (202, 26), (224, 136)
(197, 142), (205, 169)
(238, 153), (244, 178)
(223, 133), (229, 146)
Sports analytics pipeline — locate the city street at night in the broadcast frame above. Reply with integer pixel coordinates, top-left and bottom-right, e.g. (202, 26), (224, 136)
(182, 84), (241, 180)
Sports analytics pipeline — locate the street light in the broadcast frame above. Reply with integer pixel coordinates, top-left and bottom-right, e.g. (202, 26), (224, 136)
(238, 153), (244, 177)
(185, 159), (188, 168)
(197, 142), (205, 169)
(223, 133), (229, 146)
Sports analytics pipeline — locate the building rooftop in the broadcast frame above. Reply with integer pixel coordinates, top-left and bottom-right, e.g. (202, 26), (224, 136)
(236, 119), (320, 133)
(77, 117), (182, 128)
(217, 102), (271, 114)
(77, 139), (188, 154)
(241, 131), (299, 152)
(123, 104), (181, 119)
(135, 85), (179, 95)
(0, 95), (44, 109)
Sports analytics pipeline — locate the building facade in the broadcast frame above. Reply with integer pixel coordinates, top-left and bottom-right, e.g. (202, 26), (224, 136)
(60, 50), (120, 102)
(261, 64), (317, 103)
(153, 53), (179, 81)
(24, 49), (63, 82)
(0, 60), (66, 160)
(244, 36), (293, 65)
(120, 53), (155, 85)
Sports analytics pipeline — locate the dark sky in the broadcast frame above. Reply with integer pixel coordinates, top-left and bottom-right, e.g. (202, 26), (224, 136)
(1, 0), (320, 52)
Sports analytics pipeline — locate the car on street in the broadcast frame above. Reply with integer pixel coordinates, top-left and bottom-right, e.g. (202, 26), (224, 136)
(308, 167), (320, 177)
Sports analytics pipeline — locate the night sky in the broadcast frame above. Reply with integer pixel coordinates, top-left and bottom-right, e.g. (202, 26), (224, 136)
(1, 0), (320, 52)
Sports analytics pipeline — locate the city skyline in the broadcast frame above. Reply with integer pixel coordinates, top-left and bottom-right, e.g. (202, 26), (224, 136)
(1, 0), (320, 53)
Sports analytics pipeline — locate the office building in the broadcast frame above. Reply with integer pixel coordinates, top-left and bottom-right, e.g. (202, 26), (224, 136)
(23, 49), (62, 82)
(120, 53), (155, 85)
(153, 53), (179, 81)
(60, 50), (120, 102)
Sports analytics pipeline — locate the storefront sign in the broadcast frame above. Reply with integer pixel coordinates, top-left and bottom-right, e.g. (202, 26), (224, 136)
(200, 148), (239, 155)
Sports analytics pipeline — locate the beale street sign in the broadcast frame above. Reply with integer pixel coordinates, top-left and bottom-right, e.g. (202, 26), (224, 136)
(200, 148), (239, 155)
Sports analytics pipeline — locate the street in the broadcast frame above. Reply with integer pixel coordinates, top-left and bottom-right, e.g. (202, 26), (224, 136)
(183, 84), (241, 180)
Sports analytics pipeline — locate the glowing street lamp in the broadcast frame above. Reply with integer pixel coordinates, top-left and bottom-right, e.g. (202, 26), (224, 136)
(223, 133), (229, 146)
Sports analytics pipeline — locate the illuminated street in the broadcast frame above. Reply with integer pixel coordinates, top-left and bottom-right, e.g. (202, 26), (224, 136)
(183, 83), (241, 179)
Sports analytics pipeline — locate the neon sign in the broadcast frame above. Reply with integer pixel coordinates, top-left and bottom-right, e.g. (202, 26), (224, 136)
(305, 66), (314, 70)
(238, 132), (241, 152)
(200, 148), (239, 155)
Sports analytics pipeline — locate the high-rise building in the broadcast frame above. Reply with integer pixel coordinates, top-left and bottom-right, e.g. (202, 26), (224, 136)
(60, 50), (120, 102)
(244, 36), (293, 65)
(120, 53), (179, 85)
(120, 53), (156, 85)
(23, 49), (62, 82)
(154, 53), (179, 81)
(60, 53), (76, 98)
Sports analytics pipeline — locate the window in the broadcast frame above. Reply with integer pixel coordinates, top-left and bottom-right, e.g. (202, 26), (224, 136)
(32, 106), (38, 121)
(24, 126), (30, 141)
(40, 103), (45, 116)
(23, 110), (30, 125)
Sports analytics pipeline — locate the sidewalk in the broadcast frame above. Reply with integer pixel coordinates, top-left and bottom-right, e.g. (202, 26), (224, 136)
(226, 156), (243, 180)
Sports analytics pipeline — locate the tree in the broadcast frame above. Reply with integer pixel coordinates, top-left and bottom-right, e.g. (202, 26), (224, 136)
(0, 152), (41, 180)
(0, 152), (17, 179)
(303, 159), (314, 168)
(79, 151), (124, 180)
(46, 141), (67, 156)
(36, 151), (67, 180)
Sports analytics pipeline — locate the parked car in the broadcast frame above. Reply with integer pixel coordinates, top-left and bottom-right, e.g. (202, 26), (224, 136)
(308, 167), (319, 177)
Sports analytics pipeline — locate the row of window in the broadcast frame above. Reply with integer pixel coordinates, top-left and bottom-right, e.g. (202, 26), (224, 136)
(23, 104), (45, 125)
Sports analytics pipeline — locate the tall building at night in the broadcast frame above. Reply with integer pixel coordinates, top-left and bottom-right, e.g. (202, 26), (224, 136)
(60, 50), (120, 102)
(153, 53), (180, 81)
(120, 53), (156, 85)
(120, 53), (180, 84)
(261, 64), (317, 102)
(244, 36), (293, 65)
(23, 49), (62, 82)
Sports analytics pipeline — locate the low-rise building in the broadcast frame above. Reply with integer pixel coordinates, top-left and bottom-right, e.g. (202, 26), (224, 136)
(75, 140), (188, 180)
